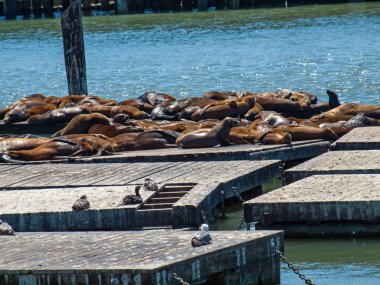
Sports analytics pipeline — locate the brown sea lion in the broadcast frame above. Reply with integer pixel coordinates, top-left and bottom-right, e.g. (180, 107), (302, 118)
(28, 107), (91, 125)
(253, 95), (302, 113)
(176, 117), (241, 148)
(276, 125), (339, 141)
(0, 94), (46, 119)
(119, 99), (155, 113)
(0, 137), (50, 152)
(227, 127), (261, 144)
(258, 111), (290, 127)
(259, 130), (292, 145)
(191, 97), (255, 121)
(343, 114), (380, 128)
(70, 136), (114, 156)
(88, 124), (144, 138)
(138, 91), (176, 106)
(312, 103), (378, 119)
(52, 113), (110, 137)
(3, 137), (92, 161)
(3, 101), (53, 124)
(111, 106), (150, 120)
(245, 103), (264, 121)
(357, 109), (380, 119)
(203, 91), (237, 101)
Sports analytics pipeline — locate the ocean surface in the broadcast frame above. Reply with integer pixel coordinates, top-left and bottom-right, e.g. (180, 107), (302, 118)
(0, 2), (379, 108)
(1, 2), (380, 284)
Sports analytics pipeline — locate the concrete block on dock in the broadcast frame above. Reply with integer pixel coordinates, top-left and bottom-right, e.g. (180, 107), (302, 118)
(244, 174), (380, 237)
(284, 150), (380, 183)
(332, 126), (380, 151)
(0, 230), (283, 285)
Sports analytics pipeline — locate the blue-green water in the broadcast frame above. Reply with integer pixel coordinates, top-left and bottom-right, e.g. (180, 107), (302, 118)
(1, 3), (380, 284)
(0, 2), (380, 107)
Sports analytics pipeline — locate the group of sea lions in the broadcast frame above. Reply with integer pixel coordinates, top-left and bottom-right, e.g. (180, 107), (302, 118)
(0, 90), (379, 161)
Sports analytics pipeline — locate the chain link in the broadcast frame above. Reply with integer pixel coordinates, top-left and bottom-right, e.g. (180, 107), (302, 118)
(173, 273), (190, 285)
(232, 187), (251, 231)
(271, 243), (316, 285)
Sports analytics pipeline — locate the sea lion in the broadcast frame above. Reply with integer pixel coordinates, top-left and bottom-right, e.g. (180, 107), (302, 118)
(191, 97), (255, 121)
(4, 138), (92, 161)
(3, 101), (53, 124)
(0, 93), (46, 119)
(276, 125), (339, 141)
(176, 117), (241, 148)
(343, 114), (380, 128)
(245, 103), (264, 121)
(356, 109), (380, 119)
(258, 111), (290, 127)
(138, 91), (176, 106)
(227, 127), (261, 144)
(28, 107), (91, 125)
(110, 106), (150, 120)
(203, 91), (237, 101)
(52, 113), (110, 137)
(253, 95), (302, 113)
(72, 195), (90, 211)
(119, 99), (155, 113)
(259, 130), (292, 145)
(0, 137), (50, 152)
(312, 103), (378, 119)
(88, 123), (143, 138)
(70, 136), (114, 156)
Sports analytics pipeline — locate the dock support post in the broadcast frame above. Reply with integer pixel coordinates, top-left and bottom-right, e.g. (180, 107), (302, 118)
(101, 0), (109, 10)
(182, 0), (192, 10)
(115, 0), (127, 13)
(198, 0), (208, 11)
(61, 0), (70, 11)
(21, 0), (31, 18)
(32, 0), (42, 17)
(159, 0), (172, 11)
(135, 0), (144, 11)
(43, 0), (54, 17)
(82, 0), (92, 15)
(4, 0), (16, 19)
(231, 0), (239, 8)
(61, 0), (88, 95)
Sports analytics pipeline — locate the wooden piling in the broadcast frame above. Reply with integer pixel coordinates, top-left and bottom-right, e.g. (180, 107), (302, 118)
(198, 0), (208, 11)
(61, 0), (70, 11)
(43, 0), (54, 17)
(82, 0), (92, 14)
(61, 0), (88, 95)
(182, 0), (193, 10)
(135, 0), (144, 11)
(101, 0), (110, 10)
(21, 0), (31, 18)
(172, 0), (181, 10)
(4, 0), (17, 20)
(159, 0), (172, 11)
(115, 0), (128, 13)
(151, 0), (160, 11)
(231, 0), (239, 8)
(32, 0), (42, 17)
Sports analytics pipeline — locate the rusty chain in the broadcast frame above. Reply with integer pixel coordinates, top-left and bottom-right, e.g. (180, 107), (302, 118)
(271, 243), (316, 285)
(232, 187), (251, 231)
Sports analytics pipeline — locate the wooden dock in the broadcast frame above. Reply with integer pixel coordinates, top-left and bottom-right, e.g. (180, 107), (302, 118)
(72, 139), (330, 163)
(0, 160), (281, 230)
(332, 126), (380, 151)
(284, 150), (380, 183)
(0, 230), (283, 285)
(243, 174), (380, 237)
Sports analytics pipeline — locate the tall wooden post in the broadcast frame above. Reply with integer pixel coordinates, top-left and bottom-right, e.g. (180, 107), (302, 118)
(181, 0), (192, 10)
(62, 0), (70, 11)
(4, 0), (17, 19)
(101, 0), (110, 10)
(43, 0), (54, 17)
(61, 0), (88, 95)
(82, 0), (92, 15)
(21, 0), (31, 18)
(198, 0), (208, 11)
(231, 0), (239, 8)
(32, 0), (42, 17)
(115, 0), (127, 13)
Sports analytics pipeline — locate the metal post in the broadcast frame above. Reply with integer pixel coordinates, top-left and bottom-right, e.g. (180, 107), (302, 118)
(61, 0), (88, 95)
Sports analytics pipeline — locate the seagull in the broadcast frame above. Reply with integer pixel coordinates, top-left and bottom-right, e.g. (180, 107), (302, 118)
(191, 224), (212, 247)
(119, 185), (143, 206)
(72, 195), (90, 211)
(0, 219), (15, 235)
(141, 178), (158, 192)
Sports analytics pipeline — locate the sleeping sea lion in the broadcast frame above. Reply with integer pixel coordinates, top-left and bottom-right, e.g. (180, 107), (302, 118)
(110, 106), (150, 120)
(176, 117), (241, 148)
(138, 91), (176, 106)
(3, 101), (53, 124)
(28, 107), (91, 125)
(52, 113), (110, 137)
(276, 125), (339, 141)
(0, 137), (50, 152)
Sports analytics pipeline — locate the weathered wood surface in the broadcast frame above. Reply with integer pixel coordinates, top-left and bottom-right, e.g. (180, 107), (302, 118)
(244, 174), (380, 237)
(0, 120), (66, 135)
(332, 126), (380, 150)
(0, 161), (281, 230)
(72, 140), (330, 163)
(284, 150), (380, 183)
(61, 0), (88, 95)
(0, 230), (283, 285)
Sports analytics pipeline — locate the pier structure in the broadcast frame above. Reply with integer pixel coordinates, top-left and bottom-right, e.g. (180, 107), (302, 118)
(0, 230), (284, 285)
(244, 126), (380, 237)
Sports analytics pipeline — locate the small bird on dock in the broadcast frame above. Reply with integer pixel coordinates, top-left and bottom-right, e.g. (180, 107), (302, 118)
(72, 195), (90, 211)
(119, 185), (143, 206)
(0, 220), (15, 235)
(191, 224), (212, 247)
(141, 178), (158, 192)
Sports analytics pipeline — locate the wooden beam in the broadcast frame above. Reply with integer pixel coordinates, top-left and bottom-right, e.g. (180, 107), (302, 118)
(61, 0), (88, 95)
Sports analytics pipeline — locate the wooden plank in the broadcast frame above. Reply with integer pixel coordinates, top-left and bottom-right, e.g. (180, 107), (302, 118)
(0, 231), (283, 285)
(244, 174), (380, 237)
(61, 0), (88, 95)
(333, 126), (380, 150)
(284, 150), (380, 183)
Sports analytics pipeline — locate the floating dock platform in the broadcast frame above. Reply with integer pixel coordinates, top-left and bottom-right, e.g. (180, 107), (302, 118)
(243, 174), (380, 237)
(284, 150), (380, 183)
(332, 126), (380, 151)
(71, 140), (330, 163)
(0, 230), (283, 285)
(0, 160), (281, 231)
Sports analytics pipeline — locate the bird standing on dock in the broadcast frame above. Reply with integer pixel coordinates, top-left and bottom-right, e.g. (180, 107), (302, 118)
(72, 195), (90, 211)
(119, 185), (143, 205)
(0, 220), (15, 235)
(141, 178), (158, 192)
(191, 224), (212, 247)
